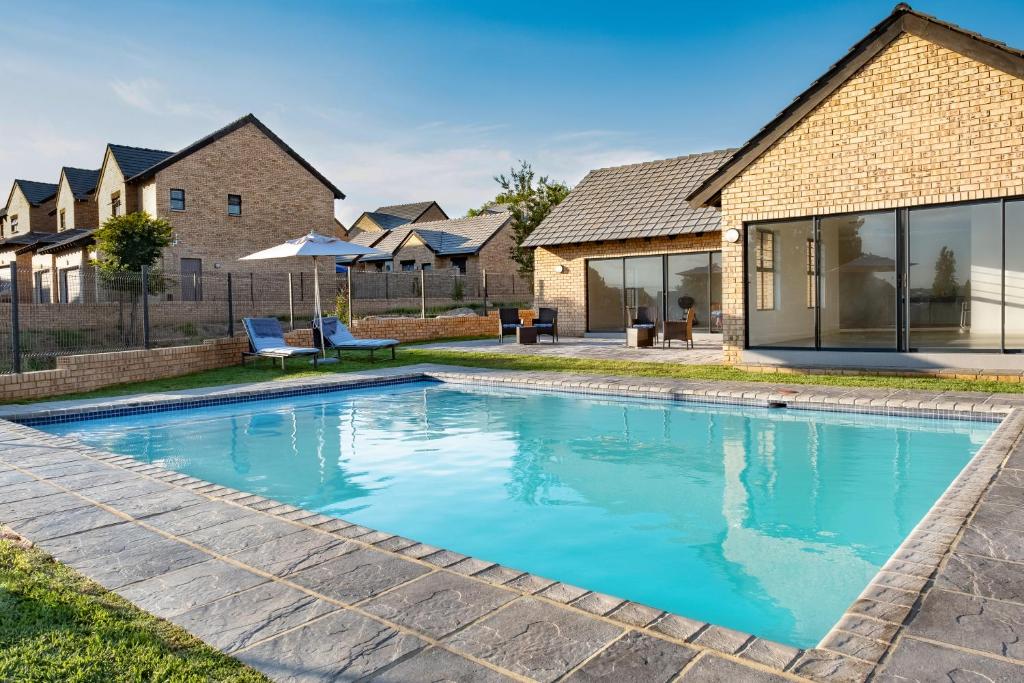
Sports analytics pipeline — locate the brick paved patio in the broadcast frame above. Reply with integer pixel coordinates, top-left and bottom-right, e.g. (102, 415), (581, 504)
(3, 366), (1024, 682)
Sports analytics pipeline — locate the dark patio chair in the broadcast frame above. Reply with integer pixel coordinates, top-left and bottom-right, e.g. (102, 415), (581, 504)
(534, 307), (558, 343)
(498, 307), (521, 343)
(630, 305), (658, 329)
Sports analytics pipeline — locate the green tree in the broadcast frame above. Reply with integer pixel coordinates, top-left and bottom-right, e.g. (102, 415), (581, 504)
(932, 245), (959, 298)
(92, 212), (174, 343)
(469, 161), (570, 274)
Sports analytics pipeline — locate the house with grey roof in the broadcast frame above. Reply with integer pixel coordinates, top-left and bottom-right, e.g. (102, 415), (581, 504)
(345, 212), (523, 283)
(346, 201), (448, 240)
(525, 150), (733, 337)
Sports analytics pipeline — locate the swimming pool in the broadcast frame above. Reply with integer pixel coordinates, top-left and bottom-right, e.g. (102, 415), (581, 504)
(40, 380), (996, 647)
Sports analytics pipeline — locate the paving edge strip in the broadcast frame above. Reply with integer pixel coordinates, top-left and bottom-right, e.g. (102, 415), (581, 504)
(3, 365), (1023, 682)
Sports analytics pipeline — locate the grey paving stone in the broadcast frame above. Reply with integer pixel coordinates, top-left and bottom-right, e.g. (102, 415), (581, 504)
(0, 479), (63, 505)
(607, 601), (665, 627)
(572, 592), (625, 616)
(76, 476), (177, 503)
(399, 542), (441, 559)
(6, 505), (124, 542)
(847, 598), (913, 624)
(474, 564), (525, 586)
(971, 501), (1024, 534)
(679, 654), (790, 682)
(790, 649), (876, 682)
(237, 609), (426, 683)
(108, 488), (207, 519)
(539, 582), (589, 604)
(289, 547), (431, 604)
(565, 631), (696, 683)
(982, 483), (1024, 507)
(422, 549), (468, 567)
(907, 589), (1024, 659)
(229, 530), (356, 577)
(26, 460), (112, 479)
(364, 646), (515, 682)
(447, 557), (495, 576)
(445, 598), (622, 683)
(875, 636), (1024, 683)
(144, 500), (255, 535)
(935, 553), (1024, 603)
(169, 581), (336, 654)
(118, 558), (267, 619)
(364, 571), (515, 639)
(504, 572), (554, 594)
(36, 522), (209, 589)
(691, 624), (752, 654)
(372, 535), (417, 553)
(739, 638), (802, 670)
(834, 615), (900, 643)
(652, 613), (705, 641)
(859, 584), (919, 608)
(958, 525), (1024, 563)
(821, 630), (888, 663)
(0, 491), (92, 524)
(46, 468), (139, 490)
(182, 514), (302, 556)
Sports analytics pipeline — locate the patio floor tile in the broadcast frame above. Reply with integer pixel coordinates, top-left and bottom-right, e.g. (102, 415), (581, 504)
(108, 488), (208, 519)
(958, 526), (1024, 563)
(444, 598), (622, 683)
(235, 609), (424, 682)
(169, 581), (337, 654)
(229, 530), (356, 577)
(363, 571), (515, 639)
(144, 500), (256, 536)
(874, 637), (1024, 682)
(5, 505), (124, 542)
(678, 654), (789, 682)
(907, 588), (1024, 659)
(288, 547), (431, 604)
(364, 646), (514, 682)
(0, 479), (63, 505)
(0, 491), (92, 524)
(935, 553), (1024, 603)
(118, 558), (268, 619)
(182, 514), (303, 556)
(564, 630), (696, 683)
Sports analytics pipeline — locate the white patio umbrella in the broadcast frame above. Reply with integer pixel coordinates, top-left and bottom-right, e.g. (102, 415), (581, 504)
(240, 231), (387, 361)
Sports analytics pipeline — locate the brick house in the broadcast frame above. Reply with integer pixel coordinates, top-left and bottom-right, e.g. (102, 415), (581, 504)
(0, 179), (59, 300)
(532, 5), (1024, 371)
(345, 201), (448, 242)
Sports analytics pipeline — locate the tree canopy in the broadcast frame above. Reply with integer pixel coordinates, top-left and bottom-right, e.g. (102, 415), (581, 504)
(469, 161), (570, 274)
(93, 211), (174, 273)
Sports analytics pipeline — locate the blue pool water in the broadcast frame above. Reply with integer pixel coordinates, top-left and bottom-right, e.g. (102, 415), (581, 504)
(41, 381), (995, 647)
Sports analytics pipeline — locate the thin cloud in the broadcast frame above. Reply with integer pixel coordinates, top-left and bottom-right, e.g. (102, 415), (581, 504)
(110, 78), (230, 121)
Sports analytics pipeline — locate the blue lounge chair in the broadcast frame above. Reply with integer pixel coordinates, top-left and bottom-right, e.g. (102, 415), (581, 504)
(242, 317), (321, 370)
(313, 316), (399, 361)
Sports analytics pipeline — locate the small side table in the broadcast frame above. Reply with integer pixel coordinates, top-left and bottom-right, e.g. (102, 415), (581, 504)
(517, 326), (538, 344)
(626, 326), (654, 348)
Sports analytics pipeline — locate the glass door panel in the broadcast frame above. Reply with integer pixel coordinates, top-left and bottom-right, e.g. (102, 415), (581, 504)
(819, 211), (897, 349)
(667, 253), (711, 332)
(1006, 200), (1024, 350)
(710, 252), (722, 333)
(746, 219), (816, 347)
(624, 256), (664, 326)
(586, 258), (625, 332)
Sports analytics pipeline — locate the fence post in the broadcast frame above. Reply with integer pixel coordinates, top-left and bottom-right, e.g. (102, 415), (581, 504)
(140, 266), (151, 349)
(420, 269), (426, 319)
(287, 273), (294, 330)
(482, 269), (488, 315)
(227, 273), (235, 337)
(346, 267), (353, 325)
(10, 263), (20, 373)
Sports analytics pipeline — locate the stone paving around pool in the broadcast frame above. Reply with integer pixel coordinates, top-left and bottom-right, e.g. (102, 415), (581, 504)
(416, 334), (725, 365)
(3, 365), (1024, 682)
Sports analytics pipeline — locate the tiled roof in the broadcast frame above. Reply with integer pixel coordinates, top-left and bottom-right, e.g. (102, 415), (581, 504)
(63, 167), (100, 200)
(408, 213), (510, 255)
(108, 144), (175, 178)
(522, 149), (735, 248)
(374, 201), (439, 222)
(15, 180), (59, 206)
(348, 231), (386, 248)
(365, 211), (414, 231)
(0, 230), (69, 253)
(36, 228), (95, 255)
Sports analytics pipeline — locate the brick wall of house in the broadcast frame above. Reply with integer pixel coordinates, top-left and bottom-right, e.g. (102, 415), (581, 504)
(718, 33), (1024, 362)
(391, 238), (436, 270)
(415, 204), (447, 223)
(5, 185), (56, 237)
(533, 233), (721, 337)
(55, 176), (98, 230)
(152, 122), (336, 275)
(96, 153), (129, 226)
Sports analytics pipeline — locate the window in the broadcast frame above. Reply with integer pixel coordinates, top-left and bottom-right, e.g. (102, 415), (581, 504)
(111, 191), (121, 217)
(754, 229), (775, 311)
(451, 256), (468, 274)
(227, 194), (241, 216)
(180, 258), (203, 301)
(400, 260), (416, 272)
(59, 267), (81, 303)
(170, 189), (185, 211)
(10, 214), (18, 234)
(420, 263), (432, 271)
(59, 209), (67, 230)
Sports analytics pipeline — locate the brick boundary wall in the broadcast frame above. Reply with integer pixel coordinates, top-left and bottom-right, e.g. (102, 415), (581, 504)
(0, 311), (533, 402)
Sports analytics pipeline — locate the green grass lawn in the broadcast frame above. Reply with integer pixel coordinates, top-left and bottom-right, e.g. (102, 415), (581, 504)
(9, 344), (1023, 406)
(0, 538), (267, 683)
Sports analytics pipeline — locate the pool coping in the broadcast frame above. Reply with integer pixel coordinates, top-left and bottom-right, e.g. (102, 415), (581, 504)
(3, 364), (1024, 682)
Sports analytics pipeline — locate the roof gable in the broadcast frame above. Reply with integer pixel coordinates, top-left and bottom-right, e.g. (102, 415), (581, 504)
(14, 179), (59, 207)
(522, 150), (733, 248)
(374, 201), (445, 222)
(125, 114), (345, 199)
(61, 167), (100, 201)
(107, 144), (174, 178)
(688, 4), (1024, 207)
(391, 213), (511, 256)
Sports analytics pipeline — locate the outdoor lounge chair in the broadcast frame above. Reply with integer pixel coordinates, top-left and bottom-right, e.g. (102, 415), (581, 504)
(630, 305), (658, 329)
(533, 307), (558, 343)
(663, 307), (695, 349)
(242, 317), (321, 370)
(498, 307), (521, 343)
(312, 316), (399, 361)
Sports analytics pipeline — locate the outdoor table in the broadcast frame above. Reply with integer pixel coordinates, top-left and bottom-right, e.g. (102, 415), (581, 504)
(627, 327), (654, 348)
(517, 326), (538, 344)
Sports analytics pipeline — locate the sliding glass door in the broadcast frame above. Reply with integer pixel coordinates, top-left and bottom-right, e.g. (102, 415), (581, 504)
(586, 252), (722, 333)
(746, 219), (815, 347)
(1007, 200), (1024, 349)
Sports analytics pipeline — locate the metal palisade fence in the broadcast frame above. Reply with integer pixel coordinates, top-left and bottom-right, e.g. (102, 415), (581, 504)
(0, 263), (532, 373)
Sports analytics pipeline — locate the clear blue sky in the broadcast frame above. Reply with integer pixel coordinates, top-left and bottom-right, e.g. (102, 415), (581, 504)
(3, 1), (1023, 224)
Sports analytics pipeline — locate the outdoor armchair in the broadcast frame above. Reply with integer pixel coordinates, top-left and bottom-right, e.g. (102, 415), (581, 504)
(629, 305), (658, 329)
(313, 316), (399, 361)
(663, 307), (695, 349)
(242, 317), (321, 370)
(498, 307), (521, 343)
(534, 307), (558, 343)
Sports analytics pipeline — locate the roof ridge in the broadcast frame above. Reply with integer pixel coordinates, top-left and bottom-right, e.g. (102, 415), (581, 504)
(107, 142), (174, 154)
(587, 148), (738, 175)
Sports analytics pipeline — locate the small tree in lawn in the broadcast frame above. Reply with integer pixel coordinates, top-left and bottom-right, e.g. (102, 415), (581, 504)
(93, 212), (173, 344)
(468, 161), (570, 275)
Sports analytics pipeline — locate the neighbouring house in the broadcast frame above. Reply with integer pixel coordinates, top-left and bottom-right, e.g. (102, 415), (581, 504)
(525, 150), (733, 337)
(346, 212), (521, 281)
(532, 4), (1024, 372)
(345, 201), (448, 241)
(2, 113), (345, 303)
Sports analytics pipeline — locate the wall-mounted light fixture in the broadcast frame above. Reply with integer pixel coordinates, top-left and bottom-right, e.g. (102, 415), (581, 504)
(553, 264), (567, 274)
(724, 228), (741, 243)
